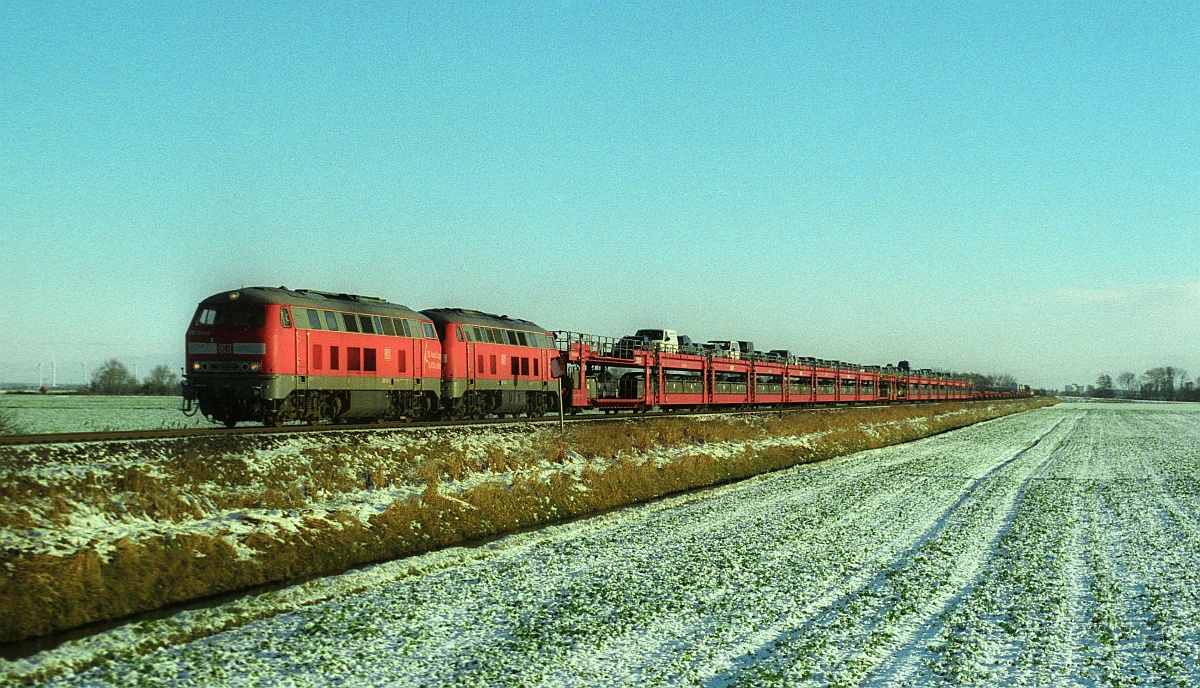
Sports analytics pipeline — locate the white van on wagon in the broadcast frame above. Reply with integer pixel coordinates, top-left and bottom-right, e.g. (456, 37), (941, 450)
(705, 340), (740, 360)
(634, 329), (680, 353)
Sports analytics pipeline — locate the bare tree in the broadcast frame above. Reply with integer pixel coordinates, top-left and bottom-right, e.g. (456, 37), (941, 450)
(91, 359), (138, 395)
(1142, 367), (1177, 401)
(1094, 374), (1114, 398)
(143, 365), (182, 396)
(1117, 372), (1138, 397)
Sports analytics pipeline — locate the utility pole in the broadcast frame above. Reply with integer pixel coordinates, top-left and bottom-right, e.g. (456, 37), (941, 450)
(37, 363), (43, 389)
(52, 359), (57, 388)
(82, 361), (87, 389)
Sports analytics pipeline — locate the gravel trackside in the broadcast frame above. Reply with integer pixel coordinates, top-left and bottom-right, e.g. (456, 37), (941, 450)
(11, 401), (1199, 687)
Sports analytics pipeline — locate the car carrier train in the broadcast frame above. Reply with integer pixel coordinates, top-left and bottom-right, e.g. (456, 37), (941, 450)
(182, 287), (1030, 427)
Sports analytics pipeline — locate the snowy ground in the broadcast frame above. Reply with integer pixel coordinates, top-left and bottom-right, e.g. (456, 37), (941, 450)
(0, 395), (210, 434)
(10, 402), (1199, 687)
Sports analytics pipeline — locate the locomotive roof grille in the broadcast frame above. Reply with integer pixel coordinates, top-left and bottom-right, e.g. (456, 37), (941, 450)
(422, 308), (546, 332)
(199, 287), (425, 320)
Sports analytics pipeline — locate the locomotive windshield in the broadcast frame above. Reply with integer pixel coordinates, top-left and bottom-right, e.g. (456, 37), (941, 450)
(229, 305), (266, 328)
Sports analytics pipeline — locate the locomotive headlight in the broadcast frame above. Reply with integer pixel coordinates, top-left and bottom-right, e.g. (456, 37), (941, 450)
(192, 362), (201, 371)
(249, 362), (261, 371)
(229, 291), (240, 300)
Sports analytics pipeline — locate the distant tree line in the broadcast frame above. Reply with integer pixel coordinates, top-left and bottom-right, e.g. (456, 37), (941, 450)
(89, 359), (182, 395)
(948, 372), (1019, 393)
(1083, 367), (1199, 401)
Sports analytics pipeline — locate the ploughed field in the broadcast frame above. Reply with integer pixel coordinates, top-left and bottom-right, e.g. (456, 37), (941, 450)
(0, 395), (207, 434)
(12, 402), (1200, 687)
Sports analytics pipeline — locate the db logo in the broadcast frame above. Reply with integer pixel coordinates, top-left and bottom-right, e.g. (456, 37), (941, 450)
(219, 344), (232, 354)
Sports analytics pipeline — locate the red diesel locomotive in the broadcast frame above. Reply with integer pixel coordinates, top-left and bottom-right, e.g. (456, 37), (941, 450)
(423, 308), (561, 419)
(183, 286), (1009, 427)
(185, 288), (443, 426)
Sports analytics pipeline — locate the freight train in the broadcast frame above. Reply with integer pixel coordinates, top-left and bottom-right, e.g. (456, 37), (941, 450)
(182, 287), (1027, 427)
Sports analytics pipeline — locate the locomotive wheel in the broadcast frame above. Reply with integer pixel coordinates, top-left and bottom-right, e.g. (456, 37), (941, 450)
(319, 394), (343, 421)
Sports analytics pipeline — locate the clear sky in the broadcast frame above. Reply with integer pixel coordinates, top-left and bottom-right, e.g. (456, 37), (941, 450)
(2, 1), (1198, 389)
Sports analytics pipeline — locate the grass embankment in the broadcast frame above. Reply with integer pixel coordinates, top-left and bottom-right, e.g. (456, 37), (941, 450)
(0, 398), (1055, 644)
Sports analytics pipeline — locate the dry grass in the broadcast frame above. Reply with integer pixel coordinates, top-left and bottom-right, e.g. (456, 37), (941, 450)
(0, 399), (1056, 644)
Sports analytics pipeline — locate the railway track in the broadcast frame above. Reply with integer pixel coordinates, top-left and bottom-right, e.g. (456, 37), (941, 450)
(0, 403), (893, 447)
(0, 414), (573, 447)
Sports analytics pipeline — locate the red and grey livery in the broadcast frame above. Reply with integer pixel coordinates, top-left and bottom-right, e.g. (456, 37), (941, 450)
(184, 287), (441, 427)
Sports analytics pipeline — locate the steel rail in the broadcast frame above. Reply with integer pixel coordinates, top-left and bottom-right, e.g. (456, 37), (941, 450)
(0, 400), (984, 447)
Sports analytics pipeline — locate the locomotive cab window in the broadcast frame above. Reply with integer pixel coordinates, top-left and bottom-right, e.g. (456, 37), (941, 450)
(194, 308), (223, 326)
(324, 311), (339, 331)
(517, 331), (528, 346)
(373, 316), (384, 335)
(423, 322), (436, 339)
(342, 313), (359, 333)
(456, 326), (464, 342)
(280, 308), (292, 328)
(358, 315), (374, 334)
(473, 326), (484, 342)
(380, 317), (396, 337)
(306, 309), (322, 330)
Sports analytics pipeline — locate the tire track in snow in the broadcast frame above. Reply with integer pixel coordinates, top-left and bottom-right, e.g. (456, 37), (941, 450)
(701, 412), (1076, 687)
(858, 411), (1083, 686)
(510, 415), (1061, 685)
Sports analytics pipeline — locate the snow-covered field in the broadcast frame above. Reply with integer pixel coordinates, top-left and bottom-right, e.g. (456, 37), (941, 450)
(10, 402), (1198, 687)
(0, 394), (210, 434)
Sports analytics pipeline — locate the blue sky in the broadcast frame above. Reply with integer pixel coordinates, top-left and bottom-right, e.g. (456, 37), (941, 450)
(2, 1), (1198, 389)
